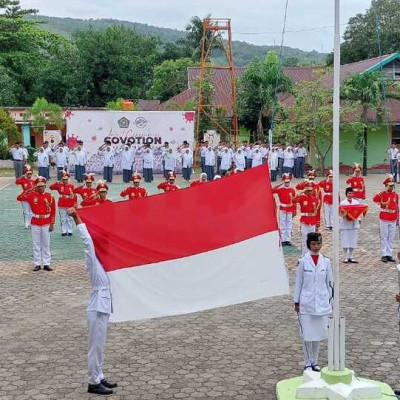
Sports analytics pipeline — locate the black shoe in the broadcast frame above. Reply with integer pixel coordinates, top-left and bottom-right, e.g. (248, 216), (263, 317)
(61, 233), (67, 236)
(101, 379), (118, 389)
(33, 265), (41, 271)
(394, 389), (400, 396)
(88, 383), (113, 395)
(312, 364), (321, 372)
(68, 233), (72, 236)
(387, 256), (396, 263)
(282, 241), (287, 246)
(348, 259), (358, 264)
(43, 265), (53, 271)
(304, 365), (312, 371)
(328, 227), (333, 231)
(286, 241), (292, 246)
(381, 256), (389, 263)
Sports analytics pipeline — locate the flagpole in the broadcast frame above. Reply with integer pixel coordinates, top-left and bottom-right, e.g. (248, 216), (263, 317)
(331, 0), (342, 371)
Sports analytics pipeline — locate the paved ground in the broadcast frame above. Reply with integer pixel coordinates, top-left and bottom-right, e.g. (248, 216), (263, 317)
(1, 171), (400, 399)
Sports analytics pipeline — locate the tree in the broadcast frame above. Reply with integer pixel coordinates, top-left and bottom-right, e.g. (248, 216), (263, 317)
(237, 51), (292, 141)
(185, 14), (213, 61)
(274, 70), (360, 173)
(342, 71), (400, 175)
(72, 26), (159, 107)
(147, 58), (195, 101)
(0, 65), (18, 105)
(0, 108), (19, 159)
(339, 0), (400, 64)
(24, 97), (64, 131)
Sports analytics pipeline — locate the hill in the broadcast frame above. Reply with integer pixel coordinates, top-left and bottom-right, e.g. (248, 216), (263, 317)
(27, 15), (327, 67)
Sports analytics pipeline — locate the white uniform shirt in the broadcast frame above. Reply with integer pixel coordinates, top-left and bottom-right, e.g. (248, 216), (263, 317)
(234, 150), (245, 171)
(283, 150), (295, 167)
(205, 149), (216, 166)
(297, 147), (307, 157)
(120, 148), (135, 170)
(200, 146), (207, 158)
(252, 151), (263, 167)
(220, 151), (232, 170)
(53, 149), (68, 167)
(78, 224), (112, 314)
(100, 148), (115, 167)
(9, 147), (25, 161)
(35, 151), (49, 167)
(73, 149), (87, 166)
(143, 149), (154, 168)
(293, 252), (333, 315)
(182, 152), (193, 168)
(388, 148), (399, 160)
(340, 198), (360, 229)
(276, 148), (284, 159)
(269, 151), (278, 170)
(164, 152), (177, 170)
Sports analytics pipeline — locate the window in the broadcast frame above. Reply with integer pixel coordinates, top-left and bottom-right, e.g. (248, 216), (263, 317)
(392, 125), (400, 144)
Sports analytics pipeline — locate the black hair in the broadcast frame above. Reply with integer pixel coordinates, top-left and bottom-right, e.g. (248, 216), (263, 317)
(306, 232), (322, 250)
(345, 187), (353, 196)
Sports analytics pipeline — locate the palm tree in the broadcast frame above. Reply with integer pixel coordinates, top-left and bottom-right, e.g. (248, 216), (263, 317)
(342, 71), (400, 175)
(185, 14), (213, 61)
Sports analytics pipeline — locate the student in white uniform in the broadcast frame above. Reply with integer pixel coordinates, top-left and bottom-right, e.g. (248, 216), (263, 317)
(53, 145), (69, 181)
(268, 147), (279, 182)
(164, 148), (177, 177)
(119, 145), (135, 183)
(181, 149), (193, 182)
(205, 147), (216, 181)
(233, 148), (246, 172)
(99, 144), (115, 183)
(68, 208), (117, 396)
(220, 147), (232, 176)
(340, 187), (361, 263)
(294, 232), (332, 372)
(34, 147), (50, 178)
(251, 148), (263, 168)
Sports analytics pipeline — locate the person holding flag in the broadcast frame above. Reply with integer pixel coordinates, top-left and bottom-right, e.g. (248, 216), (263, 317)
(84, 182), (112, 206)
(67, 208), (117, 396)
(15, 165), (35, 229)
(273, 173), (296, 246)
(294, 232), (333, 372)
(373, 175), (399, 263)
(120, 173), (147, 200)
(190, 173), (207, 187)
(49, 172), (77, 236)
(339, 187), (367, 263)
(74, 174), (98, 208)
(18, 177), (56, 271)
(157, 172), (180, 193)
(346, 163), (366, 202)
(319, 170), (333, 230)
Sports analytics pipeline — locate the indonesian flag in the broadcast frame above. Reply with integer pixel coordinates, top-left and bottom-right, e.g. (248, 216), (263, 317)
(339, 204), (368, 221)
(78, 164), (289, 322)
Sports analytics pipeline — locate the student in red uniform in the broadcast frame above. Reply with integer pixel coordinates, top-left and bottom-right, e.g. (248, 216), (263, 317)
(190, 173), (208, 187)
(120, 173), (148, 200)
(273, 173), (296, 246)
(296, 170), (322, 231)
(18, 177), (56, 271)
(74, 173), (98, 207)
(85, 182), (112, 206)
(319, 170), (333, 230)
(373, 175), (399, 263)
(157, 171), (180, 193)
(50, 172), (77, 236)
(346, 163), (365, 201)
(15, 164), (35, 229)
(295, 183), (319, 255)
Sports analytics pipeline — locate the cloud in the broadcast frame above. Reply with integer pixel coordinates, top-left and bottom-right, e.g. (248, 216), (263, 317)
(20, 0), (372, 52)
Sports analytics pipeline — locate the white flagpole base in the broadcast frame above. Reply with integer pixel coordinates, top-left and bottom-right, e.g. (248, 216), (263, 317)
(276, 369), (393, 400)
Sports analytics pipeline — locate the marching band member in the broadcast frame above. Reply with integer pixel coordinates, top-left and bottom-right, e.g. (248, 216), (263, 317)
(190, 173), (207, 187)
(346, 163), (365, 201)
(319, 170), (333, 230)
(373, 175), (399, 263)
(74, 174), (97, 207)
(294, 232), (332, 372)
(84, 182), (112, 206)
(120, 173), (147, 200)
(273, 173), (296, 246)
(50, 172), (77, 236)
(157, 172), (180, 193)
(15, 165), (35, 229)
(18, 177), (56, 271)
(295, 182), (319, 255)
(339, 187), (365, 263)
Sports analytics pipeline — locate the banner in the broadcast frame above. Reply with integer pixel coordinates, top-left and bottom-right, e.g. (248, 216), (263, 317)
(78, 165), (289, 322)
(65, 110), (195, 173)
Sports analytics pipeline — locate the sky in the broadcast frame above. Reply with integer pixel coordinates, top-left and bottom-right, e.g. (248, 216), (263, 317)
(19, 0), (372, 53)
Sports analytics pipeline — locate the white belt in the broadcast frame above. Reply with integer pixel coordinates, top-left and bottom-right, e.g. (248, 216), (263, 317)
(301, 212), (315, 217)
(32, 213), (50, 219)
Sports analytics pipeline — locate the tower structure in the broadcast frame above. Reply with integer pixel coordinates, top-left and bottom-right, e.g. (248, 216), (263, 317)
(195, 18), (239, 148)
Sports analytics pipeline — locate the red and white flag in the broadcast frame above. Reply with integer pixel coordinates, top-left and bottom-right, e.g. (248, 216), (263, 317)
(78, 164), (289, 322)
